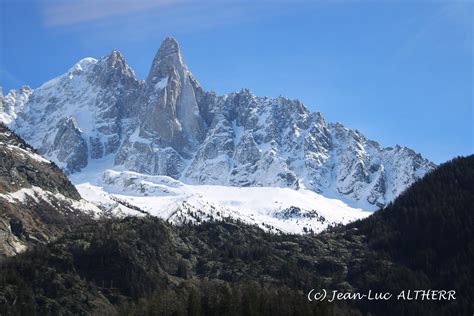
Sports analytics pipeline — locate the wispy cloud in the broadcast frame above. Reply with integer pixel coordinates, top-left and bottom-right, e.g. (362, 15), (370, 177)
(38, 0), (304, 48)
(42, 0), (183, 27)
(40, 0), (315, 29)
(393, 1), (473, 59)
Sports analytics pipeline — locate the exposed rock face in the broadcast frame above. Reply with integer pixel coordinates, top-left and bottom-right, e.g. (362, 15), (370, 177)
(0, 37), (435, 208)
(0, 123), (99, 256)
(114, 38), (206, 176)
(49, 117), (88, 174)
(143, 37), (206, 150)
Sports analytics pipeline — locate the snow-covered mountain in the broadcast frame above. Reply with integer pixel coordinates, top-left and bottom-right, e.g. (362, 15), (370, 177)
(1, 37), (435, 218)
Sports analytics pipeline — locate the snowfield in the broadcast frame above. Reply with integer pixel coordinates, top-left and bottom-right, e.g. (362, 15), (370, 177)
(71, 158), (371, 234)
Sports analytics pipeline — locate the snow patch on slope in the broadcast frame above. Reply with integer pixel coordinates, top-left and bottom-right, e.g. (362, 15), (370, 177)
(71, 163), (371, 234)
(0, 186), (103, 218)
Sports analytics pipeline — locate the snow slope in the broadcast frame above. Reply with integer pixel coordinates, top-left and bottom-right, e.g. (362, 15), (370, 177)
(70, 158), (370, 234)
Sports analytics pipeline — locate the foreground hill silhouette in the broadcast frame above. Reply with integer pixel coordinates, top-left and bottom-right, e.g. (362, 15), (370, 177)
(347, 154), (474, 315)
(0, 156), (472, 315)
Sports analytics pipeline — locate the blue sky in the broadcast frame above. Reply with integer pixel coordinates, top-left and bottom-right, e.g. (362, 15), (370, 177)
(0, 0), (472, 163)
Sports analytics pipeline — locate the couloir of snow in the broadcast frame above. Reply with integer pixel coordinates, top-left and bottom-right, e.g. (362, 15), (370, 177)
(70, 156), (371, 234)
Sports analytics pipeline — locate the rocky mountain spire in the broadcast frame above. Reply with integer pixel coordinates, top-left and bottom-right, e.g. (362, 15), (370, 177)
(103, 49), (130, 73)
(146, 37), (184, 84)
(135, 37), (206, 158)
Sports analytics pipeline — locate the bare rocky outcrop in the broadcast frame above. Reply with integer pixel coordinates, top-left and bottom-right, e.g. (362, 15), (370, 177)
(0, 123), (98, 257)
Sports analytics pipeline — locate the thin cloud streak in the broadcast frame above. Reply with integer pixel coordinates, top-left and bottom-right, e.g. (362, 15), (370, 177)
(41, 0), (304, 49)
(41, 0), (321, 28)
(390, 1), (473, 63)
(42, 0), (183, 27)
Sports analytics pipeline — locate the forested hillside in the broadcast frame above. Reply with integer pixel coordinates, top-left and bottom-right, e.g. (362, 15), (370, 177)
(1, 156), (472, 315)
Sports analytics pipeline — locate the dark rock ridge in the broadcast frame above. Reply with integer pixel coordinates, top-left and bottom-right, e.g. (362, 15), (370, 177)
(0, 123), (96, 256)
(0, 37), (435, 208)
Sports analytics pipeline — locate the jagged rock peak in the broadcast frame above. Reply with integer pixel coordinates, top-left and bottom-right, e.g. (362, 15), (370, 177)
(97, 48), (137, 83)
(104, 48), (126, 66)
(2, 86), (32, 99)
(18, 85), (32, 93)
(157, 37), (181, 59)
(147, 37), (184, 83)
